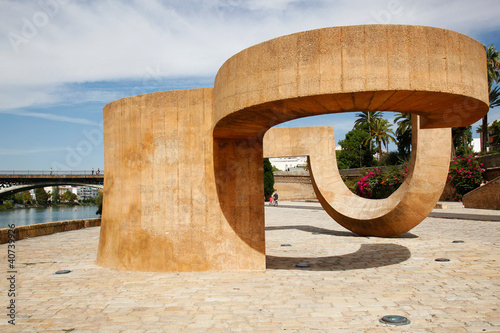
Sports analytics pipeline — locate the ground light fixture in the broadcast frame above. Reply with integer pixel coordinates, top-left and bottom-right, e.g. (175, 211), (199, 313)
(452, 240), (465, 243)
(55, 270), (71, 274)
(435, 258), (451, 262)
(379, 315), (411, 326)
(281, 244), (292, 247)
(295, 264), (310, 268)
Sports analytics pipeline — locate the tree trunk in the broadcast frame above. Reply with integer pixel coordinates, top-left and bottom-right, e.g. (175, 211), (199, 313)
(377, 139), (382, 161)
(482, 115), (488, 152)
(368, 112), (372, 155)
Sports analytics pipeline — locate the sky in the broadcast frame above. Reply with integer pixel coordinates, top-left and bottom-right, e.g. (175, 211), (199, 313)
(1, 0), (500, 171)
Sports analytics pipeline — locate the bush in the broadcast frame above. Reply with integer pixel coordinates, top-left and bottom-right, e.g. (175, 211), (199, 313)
(96, 193), (103, 215)
(378, 151), (400, 166)
(263, 158), (275, 200)
(448, 154), (484, 201)
(0, 201), (14, 211)
(355, 165), (409, 199)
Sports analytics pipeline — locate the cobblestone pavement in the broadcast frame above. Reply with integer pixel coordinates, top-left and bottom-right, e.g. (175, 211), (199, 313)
(1, 203), (499, 332)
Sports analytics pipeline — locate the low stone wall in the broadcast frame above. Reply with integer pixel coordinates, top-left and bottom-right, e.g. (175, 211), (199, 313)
(439, 179), (458, 201)
(274, 171), (316, 201)
(462, 176), (500, 210)
(0, 218), (101, 244)
(273, 168), (388, 201)
(478, 153), (500, 181)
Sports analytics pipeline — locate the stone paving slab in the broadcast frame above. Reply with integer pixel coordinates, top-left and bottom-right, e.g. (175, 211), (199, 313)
(1, 205), (499, 332)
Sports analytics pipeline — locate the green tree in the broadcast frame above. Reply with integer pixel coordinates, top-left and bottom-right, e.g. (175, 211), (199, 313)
(96, 193), (103, 215)
(482, 44), (500, 152)
(13, 193), (23, 204)
(452, 126), (473, 157)
(22, 191), (32, 205)
(61, 190), (77, 203)
(363, 118), (396, 161)
(337, 123), (374, 169)
(35, 188), (49, 206)
(263, 158), (275, 200)
(394, 112), (412, 161)
(354, 111), (382, 154)
(489, 120), (500, 148)
(51, 186), (60, 204)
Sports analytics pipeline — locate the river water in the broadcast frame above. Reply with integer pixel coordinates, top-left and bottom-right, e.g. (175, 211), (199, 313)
(0, 205), (100, 229)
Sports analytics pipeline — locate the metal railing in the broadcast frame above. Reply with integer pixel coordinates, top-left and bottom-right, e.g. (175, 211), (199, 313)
(0, 170), (104, 176)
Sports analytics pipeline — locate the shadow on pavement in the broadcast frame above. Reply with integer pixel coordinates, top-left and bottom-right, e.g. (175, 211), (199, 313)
(266, 243), (411, 271)
(265, 225), (418, 239)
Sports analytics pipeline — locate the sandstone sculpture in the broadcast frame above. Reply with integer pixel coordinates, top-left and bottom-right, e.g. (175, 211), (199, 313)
(97, 25), (488, 272)
(264, 117), (450, 237)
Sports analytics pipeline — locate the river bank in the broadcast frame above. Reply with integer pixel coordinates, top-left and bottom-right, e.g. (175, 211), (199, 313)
(0, 205), (100, 229)
(0, 217), (101, 243)
(0, 201), (97, 210)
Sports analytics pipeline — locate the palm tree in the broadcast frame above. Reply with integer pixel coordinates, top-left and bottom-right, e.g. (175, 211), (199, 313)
(482, 44), (500, 152)
(394, 112), (412, 160)
(394, 113), (411, 135)
(452, 126), (473, 157)
(476, 124), (486, 151)
(355, 111), (382, 154)
(490, 84), (500, 108)
(363, 118), (396, 161)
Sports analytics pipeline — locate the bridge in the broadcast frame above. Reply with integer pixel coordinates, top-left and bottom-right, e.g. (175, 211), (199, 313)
(0, 170), (104, 197)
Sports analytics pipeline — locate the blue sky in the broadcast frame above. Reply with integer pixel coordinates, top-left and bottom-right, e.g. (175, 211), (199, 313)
(1, 0), (500, 170)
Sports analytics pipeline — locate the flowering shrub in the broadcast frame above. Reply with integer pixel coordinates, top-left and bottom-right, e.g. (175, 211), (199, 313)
(357, 171), (378, 197)
(356, 165), (409, 199)
(449, 154), (484, 201)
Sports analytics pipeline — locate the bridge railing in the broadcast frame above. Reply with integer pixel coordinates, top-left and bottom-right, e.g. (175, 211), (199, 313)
(0, 170), (104, 176)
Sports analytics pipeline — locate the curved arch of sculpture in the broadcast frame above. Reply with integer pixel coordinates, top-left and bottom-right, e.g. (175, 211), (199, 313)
(263, 116), (451, 237)
(97, 25), (488, 272)
(213, 25), (488, 139)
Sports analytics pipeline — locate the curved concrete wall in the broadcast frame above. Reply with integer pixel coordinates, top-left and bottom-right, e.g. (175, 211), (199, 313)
(264, 117), (451, 237)
(213, 25), (488, 139)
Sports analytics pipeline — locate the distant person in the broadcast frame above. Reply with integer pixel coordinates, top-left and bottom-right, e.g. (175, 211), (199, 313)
(50, 167), (52, 175)
(97, 168), (100, 175)
(273, 192), (278, 206)
(92, 168), (94, 175)
(269, 196), (273, 206)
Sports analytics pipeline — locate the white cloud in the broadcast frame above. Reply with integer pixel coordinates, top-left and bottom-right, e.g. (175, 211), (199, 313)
(0, 109), (101, 126)
(0, 147), (68, 155)
(0, 0), (499, 112)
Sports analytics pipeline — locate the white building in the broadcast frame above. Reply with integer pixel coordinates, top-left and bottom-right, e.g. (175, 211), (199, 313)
(29, 186), (97, 201)
(77, 186), (99, 200)
(58, 186), (78, 196)
(269, 156), (307, 171)
(472, 138), (481, 153)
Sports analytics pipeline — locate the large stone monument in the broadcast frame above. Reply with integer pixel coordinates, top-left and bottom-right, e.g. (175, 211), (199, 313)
(264, 117), (450, 237)
(97, 25), (488, 272)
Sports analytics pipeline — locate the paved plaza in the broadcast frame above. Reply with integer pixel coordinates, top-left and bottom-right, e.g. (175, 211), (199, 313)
(1, 202), (499, 332)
